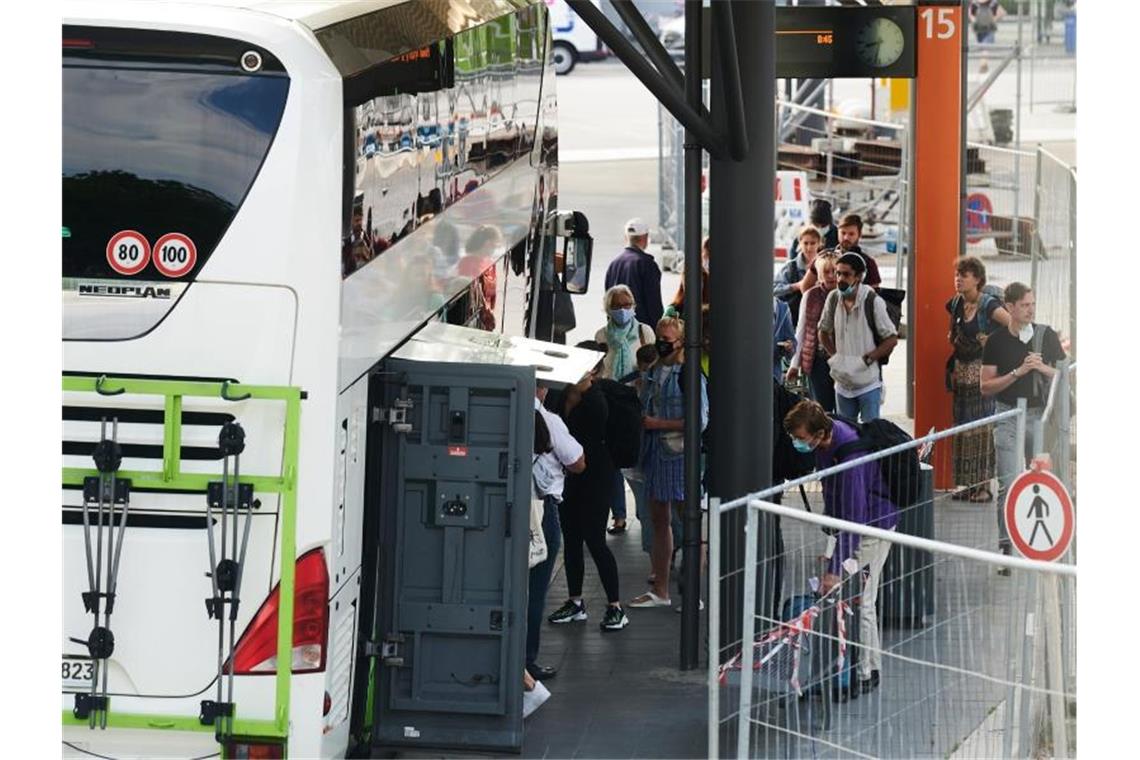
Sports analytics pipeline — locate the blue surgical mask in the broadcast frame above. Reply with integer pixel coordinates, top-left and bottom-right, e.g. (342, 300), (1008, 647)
(610, 307), (635, 326)
(837, 281), (855, 296)
(792, 438), (817, 454)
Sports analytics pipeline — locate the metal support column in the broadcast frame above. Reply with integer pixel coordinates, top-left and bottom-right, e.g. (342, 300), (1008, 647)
(679, 0), (704, 671)
(710, 0), (775, 656)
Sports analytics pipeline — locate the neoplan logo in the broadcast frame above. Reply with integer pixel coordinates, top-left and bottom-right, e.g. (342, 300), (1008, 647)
(78, 283), (172, 300)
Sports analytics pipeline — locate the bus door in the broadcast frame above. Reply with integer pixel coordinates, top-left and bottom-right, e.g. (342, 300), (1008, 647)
(359, 324), (601, 753)
(366, 356), (533, 753)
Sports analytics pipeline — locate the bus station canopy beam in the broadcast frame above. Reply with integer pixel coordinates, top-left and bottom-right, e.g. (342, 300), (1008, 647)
(610, 0), (684, 92)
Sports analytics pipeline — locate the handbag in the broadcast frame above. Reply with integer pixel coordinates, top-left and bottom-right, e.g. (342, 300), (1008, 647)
(660, 430), (684, 455)
(528, 497), (548, 569)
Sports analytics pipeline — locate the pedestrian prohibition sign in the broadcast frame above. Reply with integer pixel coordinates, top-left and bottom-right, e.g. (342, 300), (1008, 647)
(1004, 468), (1074, 562)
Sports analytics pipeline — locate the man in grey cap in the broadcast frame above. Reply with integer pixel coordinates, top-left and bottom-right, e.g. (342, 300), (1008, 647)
(604, 218), (664, 329)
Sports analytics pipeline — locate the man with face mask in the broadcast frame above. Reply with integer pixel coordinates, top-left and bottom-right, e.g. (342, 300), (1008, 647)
(783, 398), (898, 697)
(980, 282), (1065, 569)
(818, 252), (898, 422)
(789, 198), (839, 261)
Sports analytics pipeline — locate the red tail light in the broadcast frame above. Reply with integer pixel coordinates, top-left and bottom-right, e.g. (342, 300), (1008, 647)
(223, 739), (285, 759)
(226, 548), (329, 675)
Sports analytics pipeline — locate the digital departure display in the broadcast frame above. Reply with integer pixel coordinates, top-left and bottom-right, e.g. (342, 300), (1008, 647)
(775, 5), (916, 79)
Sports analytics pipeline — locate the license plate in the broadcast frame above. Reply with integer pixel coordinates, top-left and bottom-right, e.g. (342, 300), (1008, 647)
(62, 657), (95, 686)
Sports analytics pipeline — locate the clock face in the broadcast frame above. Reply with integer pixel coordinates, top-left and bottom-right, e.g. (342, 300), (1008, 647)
(855, 17), (906, 68)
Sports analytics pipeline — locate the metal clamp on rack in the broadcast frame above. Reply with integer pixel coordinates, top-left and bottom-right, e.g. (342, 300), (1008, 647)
(203, 421), (254, 739)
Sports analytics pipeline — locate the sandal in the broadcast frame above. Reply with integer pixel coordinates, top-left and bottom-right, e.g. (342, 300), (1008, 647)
(607, 521), (627, 535)
(628, 590), (672, 608)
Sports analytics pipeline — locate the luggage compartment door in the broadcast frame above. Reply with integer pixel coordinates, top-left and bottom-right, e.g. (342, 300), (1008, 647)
(369, 357), (533, 753)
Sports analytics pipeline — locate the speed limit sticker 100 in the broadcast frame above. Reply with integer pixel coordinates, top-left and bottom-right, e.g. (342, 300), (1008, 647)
(106, 230), (152, 276)
(153, 232), (198, 278)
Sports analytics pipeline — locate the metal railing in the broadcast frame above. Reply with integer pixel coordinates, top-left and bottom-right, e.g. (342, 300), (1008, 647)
(709, 406), (1077, 758)
(657, 96), (910, 289)
(966, 143), (1076, 356)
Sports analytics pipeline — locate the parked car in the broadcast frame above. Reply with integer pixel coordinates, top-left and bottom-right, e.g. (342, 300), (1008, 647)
(548, 0), (609, 75)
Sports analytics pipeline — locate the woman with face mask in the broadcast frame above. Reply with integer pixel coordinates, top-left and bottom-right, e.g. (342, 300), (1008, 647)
(595, 285), (657, 383)
(595, 285), (656, 534)
(786, 250), (840, 411)
(629, 316), (708, 609)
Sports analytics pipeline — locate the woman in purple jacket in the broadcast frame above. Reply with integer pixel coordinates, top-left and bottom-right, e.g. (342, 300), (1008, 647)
(783, 399), (898, 695)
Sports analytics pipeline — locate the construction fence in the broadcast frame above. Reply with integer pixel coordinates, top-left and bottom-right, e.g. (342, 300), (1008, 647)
(708, 401), (1077, 759)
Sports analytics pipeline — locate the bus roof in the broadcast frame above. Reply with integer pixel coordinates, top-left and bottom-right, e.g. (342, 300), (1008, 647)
(64, 0), (409, 32)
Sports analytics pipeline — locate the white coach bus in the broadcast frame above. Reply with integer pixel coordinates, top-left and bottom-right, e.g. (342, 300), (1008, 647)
(62, 1), (595, 757)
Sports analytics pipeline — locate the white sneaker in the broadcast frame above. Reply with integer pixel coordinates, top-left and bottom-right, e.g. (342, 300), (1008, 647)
(523, 680), (551, 718)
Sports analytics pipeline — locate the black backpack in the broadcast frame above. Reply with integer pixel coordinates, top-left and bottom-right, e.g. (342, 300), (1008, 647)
(595, 378), (643, 468)
(832, 416), (921, 508)
(863, 287), (904, 365)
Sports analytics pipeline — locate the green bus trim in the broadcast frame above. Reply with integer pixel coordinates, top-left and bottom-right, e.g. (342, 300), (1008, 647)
(62, 376), (303, 749)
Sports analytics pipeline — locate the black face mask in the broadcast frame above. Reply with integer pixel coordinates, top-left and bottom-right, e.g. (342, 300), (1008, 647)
(655, 339), (676, 358)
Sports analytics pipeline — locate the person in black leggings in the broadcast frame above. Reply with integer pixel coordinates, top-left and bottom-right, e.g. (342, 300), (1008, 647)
(545, 348), (629, 632)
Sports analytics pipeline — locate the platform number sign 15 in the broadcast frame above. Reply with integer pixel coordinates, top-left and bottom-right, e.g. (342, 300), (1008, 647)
(153, 232), (198, 278)
(920, 7), (956, 40)
(105, 230), (153, 276)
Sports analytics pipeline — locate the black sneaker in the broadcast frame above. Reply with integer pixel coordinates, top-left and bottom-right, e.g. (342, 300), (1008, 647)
(859, 670), (881, 694)
(600, 605), (629, 631)
(548, 599), (587, 624)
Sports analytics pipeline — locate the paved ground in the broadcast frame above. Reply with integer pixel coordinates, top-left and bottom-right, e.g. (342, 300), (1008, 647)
(522, 521), (707, 759)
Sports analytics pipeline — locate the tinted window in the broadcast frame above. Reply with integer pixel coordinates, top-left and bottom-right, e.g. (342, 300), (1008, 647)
(63, 57), (289, 281)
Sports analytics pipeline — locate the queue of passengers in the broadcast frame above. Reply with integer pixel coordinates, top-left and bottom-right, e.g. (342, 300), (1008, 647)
(523, 212), (1067, 711)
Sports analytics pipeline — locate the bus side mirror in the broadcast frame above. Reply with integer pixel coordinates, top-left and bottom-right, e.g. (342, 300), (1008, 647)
(560, 235), (592, 294)
(547, 210), (592, 295)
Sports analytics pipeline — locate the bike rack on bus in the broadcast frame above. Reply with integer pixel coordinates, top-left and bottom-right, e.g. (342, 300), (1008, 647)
(61, 375), (304, 750)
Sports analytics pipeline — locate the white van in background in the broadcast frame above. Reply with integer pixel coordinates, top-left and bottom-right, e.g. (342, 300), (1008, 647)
(547, 0), (608, 74)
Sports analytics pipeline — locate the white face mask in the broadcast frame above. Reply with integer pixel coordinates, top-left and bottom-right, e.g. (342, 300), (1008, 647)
(1018, 323), (1034, 343)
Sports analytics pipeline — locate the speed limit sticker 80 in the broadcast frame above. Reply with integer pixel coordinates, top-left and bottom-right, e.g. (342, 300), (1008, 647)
(106, 230), (152, 276)
(153, 232), (198, 278)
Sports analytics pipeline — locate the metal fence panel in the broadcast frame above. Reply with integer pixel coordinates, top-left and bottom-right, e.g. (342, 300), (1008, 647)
(711, 409), (1077, 759)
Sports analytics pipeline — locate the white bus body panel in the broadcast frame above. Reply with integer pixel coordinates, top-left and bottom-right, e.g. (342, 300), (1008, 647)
(63, 1), (344, 755)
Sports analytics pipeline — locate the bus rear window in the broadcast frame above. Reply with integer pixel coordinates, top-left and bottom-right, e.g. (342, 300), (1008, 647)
(63, 40), (289, 283)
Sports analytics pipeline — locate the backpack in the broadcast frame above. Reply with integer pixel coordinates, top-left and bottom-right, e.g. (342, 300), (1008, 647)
(974, 2), (997, 33)
(832, 416), (921, 509)
(949, 290), (1001, 337)
(773, 383), (816, 483)
(862, 288), (904, 366)
(594, 378), (643, 468)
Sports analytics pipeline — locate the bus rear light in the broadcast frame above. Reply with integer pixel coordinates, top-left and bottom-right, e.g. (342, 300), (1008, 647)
(63, 38), (94, 49)
(223, 739), (285, 759)
(226, 548), (329, 675)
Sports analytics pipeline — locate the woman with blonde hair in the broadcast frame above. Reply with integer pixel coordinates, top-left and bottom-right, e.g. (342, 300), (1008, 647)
(629, 316), (707, 608)
(595, 284), (655, 534)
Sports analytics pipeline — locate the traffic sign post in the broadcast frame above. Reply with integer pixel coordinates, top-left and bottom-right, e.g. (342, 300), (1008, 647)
(965, 192), (993, 245)
(1004, 467), (1074, 563)
(1003, 465), (1075, 760)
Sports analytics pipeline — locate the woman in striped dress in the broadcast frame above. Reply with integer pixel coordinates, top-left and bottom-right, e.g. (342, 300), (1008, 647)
(630, 316), (708, 608)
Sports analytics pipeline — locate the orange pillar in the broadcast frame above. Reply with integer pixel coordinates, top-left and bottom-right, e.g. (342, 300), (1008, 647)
(914, 2), (963, 489)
